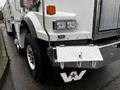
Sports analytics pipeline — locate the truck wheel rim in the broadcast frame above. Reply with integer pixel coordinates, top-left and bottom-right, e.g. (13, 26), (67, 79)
(14, 39), (20, 50)
(26, 45), (35, 70)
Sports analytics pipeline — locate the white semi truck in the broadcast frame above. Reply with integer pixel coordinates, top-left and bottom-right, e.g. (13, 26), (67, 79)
(2, 0), (120, 83)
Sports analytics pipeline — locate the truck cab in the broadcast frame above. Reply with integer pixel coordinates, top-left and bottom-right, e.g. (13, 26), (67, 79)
(2, 0), (120, 83)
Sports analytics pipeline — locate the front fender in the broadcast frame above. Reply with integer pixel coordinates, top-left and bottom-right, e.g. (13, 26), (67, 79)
(21, 12), (45, 39)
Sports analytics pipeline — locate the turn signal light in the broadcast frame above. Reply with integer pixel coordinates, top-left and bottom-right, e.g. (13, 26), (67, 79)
(47, 5), (56, 15)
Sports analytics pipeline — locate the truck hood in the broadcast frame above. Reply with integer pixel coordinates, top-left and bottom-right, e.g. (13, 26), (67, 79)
(44, 0), (95, 34)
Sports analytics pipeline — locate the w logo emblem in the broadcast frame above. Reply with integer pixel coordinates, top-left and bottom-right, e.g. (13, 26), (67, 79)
(60, 70), (87, 83)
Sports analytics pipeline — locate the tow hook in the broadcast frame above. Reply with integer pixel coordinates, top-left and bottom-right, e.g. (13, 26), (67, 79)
(92, 61), (97, 68)
(77, 62), (82, 68)
(60, 62), (64, 69)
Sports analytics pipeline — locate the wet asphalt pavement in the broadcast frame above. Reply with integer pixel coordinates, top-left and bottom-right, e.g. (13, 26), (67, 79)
(1, 26), (120, 90)
(2, 68), (15, 90)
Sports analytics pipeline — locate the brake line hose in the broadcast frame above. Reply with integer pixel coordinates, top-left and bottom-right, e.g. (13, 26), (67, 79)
(42, 0), (51, 48)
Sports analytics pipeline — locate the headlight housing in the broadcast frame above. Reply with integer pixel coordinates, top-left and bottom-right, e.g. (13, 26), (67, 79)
(53, 20), (77, 30)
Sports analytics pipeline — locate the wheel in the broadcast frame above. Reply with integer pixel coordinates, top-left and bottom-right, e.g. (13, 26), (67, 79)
(24, 33), (45, 82)
(13, 29), (24, 55)
(14, 38), (24, 55)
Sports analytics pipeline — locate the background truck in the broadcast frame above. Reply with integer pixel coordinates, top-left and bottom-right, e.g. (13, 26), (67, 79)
(2, 0), (120, 83)
(0, 11), (3, 20)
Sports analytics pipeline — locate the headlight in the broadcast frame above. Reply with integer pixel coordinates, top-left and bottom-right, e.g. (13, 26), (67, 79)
(67, 20), (77, 30)
(53, 20), (77, 30)
(54, 21), (67, 30)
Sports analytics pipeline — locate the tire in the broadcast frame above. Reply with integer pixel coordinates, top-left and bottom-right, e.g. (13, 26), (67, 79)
(24, 33), (45, 82)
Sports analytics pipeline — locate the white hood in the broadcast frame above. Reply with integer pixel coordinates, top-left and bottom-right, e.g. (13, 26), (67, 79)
(44, 0), (95, 35)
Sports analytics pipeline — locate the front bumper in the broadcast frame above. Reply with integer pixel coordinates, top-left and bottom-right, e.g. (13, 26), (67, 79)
(49, 42), (120, 69)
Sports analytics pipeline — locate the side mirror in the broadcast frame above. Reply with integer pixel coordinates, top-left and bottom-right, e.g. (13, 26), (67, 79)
(20, 0), (34, 8)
